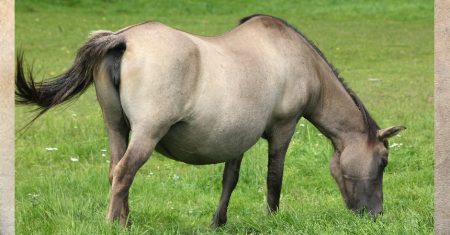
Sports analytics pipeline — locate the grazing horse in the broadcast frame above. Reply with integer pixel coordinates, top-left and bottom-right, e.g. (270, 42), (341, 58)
(16, 14), (405, 227)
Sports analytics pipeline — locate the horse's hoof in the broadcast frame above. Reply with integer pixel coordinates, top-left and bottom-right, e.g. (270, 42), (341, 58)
(267, 205), (280, 215)
(121, 216), (132, 228)
(210, 222), (225, 229)
(210, 215), (227, 228)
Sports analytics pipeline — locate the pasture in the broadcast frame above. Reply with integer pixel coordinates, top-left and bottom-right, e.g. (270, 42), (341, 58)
(15, 0), (433, 234)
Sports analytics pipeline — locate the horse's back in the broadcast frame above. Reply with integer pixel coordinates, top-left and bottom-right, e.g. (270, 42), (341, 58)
(109, 17), (321, 164)
(209, 15), (322, 122)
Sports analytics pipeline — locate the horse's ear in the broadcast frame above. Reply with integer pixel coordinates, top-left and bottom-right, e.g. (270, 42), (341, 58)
(377, 126), (406, 140)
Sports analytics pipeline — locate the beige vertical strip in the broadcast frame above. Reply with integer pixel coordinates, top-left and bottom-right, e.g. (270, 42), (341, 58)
(0, 0), (15, 234)
(436, 0), (450, 234)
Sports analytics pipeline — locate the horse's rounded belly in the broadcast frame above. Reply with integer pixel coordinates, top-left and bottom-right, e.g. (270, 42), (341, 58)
(155, 121), (264, 165)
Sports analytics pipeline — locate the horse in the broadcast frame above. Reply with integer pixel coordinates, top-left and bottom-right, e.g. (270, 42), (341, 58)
(16, 14), (405, 227)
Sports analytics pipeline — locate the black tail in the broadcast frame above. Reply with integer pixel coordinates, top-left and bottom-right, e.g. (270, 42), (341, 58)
(16, 30), (126, 121)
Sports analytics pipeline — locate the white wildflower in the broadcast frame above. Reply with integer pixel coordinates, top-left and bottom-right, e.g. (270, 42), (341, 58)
(28, 193), (40, 198)
(70, 156), (79, 162)
(390, 143), (403, 148)
(172, 174), (180, 181)
(45, 147), (58, 151)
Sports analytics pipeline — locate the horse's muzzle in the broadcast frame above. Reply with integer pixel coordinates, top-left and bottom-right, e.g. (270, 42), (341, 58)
(349, 204), (383, 217)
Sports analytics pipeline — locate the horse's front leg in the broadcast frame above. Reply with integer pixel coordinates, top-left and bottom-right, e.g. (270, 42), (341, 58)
(265, 121), (296, 213)
(211, 156), (243, 228)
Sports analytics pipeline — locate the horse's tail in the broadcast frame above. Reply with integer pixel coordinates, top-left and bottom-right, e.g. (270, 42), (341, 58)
(16, 30), (126, 121)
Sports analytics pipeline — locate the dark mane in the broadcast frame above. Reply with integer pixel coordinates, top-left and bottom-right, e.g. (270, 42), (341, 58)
(239, 14), (381, 145)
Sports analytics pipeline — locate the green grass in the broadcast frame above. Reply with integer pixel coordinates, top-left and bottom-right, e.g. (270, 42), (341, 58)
(15, 1), (433, 234)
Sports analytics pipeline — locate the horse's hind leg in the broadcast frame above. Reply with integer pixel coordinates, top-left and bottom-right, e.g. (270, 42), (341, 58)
(105, 119), (130, 224)
(106, 125), (168, 226)
(94, 66), (132, 224)
(211, 156), (243, 228)
(265, 120), (296, 213)
(106, 120), (129, 184)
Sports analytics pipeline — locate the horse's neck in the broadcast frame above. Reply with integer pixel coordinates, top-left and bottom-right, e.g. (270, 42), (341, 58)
(305, 65), (366, 151)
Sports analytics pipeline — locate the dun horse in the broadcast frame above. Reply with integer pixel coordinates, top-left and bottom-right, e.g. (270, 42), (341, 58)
(16, 14), (405, 227)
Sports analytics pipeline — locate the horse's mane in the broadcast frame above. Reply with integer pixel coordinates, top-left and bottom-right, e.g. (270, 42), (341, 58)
(240, 14), (381, 146)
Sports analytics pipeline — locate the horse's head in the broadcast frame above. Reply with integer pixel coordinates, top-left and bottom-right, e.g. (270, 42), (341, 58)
(330, 125), (405, 216)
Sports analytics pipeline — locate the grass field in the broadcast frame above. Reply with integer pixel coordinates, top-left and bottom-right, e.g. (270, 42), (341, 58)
(15, 1), (433, 234)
